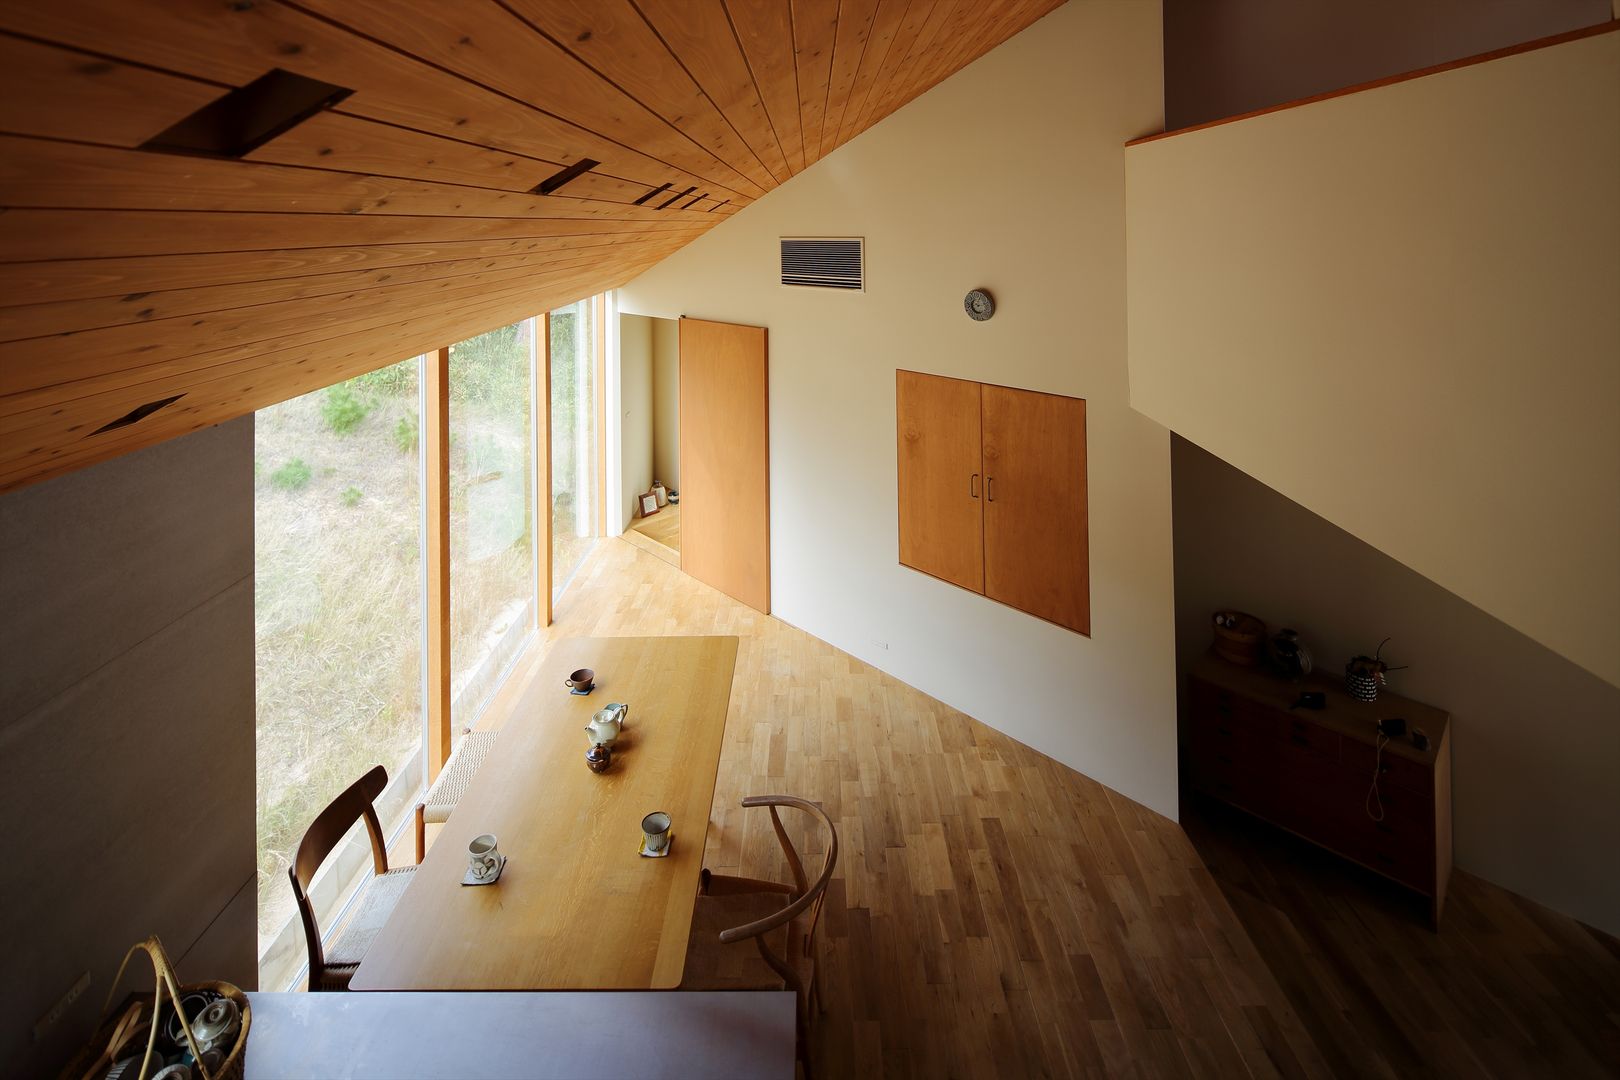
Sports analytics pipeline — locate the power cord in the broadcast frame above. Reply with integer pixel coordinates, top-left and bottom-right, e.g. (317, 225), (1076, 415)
(1365, 730), (1388, 822)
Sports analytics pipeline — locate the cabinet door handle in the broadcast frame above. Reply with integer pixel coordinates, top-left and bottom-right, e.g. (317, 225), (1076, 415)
(970, 473), (979, 499)
(986, 476), (995, 502)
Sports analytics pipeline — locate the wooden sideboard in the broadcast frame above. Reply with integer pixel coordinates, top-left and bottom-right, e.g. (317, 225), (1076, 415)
(1183, 652), (1453, 924)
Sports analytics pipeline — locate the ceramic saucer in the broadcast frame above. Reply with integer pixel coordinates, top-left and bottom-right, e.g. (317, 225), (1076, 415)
(462, 853), (508, 885)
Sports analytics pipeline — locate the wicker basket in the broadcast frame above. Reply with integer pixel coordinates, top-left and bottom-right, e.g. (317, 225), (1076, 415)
(61, 937), (249, 1080)
(1211, 611), (1266, 666)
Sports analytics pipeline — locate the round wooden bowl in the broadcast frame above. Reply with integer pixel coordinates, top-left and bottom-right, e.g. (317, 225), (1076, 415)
(1211, 611), (1265, 666)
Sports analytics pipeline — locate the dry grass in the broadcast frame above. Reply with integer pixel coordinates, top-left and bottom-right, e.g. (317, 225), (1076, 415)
(254, 374), (424, 948)
(254, 346), (548, 952)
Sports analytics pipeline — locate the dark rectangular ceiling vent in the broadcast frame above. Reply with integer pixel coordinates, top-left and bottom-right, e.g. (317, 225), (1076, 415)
(633, 182), (672, 207)
(657, 185), (697, 210)
(781, 237), (864, 291)
(532, 158), (600, 195)
(88, 394), (185, 437)
(139, 69), (354, 159)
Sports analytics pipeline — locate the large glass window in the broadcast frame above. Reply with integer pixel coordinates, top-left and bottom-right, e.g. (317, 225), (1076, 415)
(551, 298), (599, 597)
(253, 295), (606, 989)
(449, 320), (538, 730)
(254, 356), (424, 990)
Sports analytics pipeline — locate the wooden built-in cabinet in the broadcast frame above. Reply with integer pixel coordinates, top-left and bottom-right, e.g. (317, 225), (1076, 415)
(896, 370), (1089, 634)
(1184, 653), (1453, 925)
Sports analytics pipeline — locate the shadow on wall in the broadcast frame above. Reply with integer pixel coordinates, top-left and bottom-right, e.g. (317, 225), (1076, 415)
(1170, 435), (1620, 936)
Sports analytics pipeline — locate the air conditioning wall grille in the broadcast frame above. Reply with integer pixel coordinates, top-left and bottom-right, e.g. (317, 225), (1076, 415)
(780, 237), (864, 291)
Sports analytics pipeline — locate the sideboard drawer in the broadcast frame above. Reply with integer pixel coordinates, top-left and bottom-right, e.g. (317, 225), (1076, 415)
(1321, 811), (1436, 893)
(1342, 739), (1433, 798)
(1278, 711), (1340, 763)
(1188, 679), (1284, 742)
(1185, 734), (1278, 819)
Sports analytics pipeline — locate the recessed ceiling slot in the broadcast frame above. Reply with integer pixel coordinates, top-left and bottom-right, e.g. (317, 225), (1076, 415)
(533, 158), (600, 195)
(658, 186), (697, 210)
(88, 394), (185, 437)
(139, 69), (354, 159)
(633, 183), (672, 206)
(708, 199), (729, 213)
(681, 192), (709, 209)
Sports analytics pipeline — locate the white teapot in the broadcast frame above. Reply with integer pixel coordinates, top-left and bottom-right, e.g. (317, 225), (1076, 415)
(585, 702), (628, 746)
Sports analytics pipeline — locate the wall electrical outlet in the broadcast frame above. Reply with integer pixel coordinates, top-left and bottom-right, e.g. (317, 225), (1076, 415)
(33, 971), (91, 1042)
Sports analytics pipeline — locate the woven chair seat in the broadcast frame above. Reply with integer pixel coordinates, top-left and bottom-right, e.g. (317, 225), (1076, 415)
(318, 865), (417, 989)
(680, 891), (799, 992)
(422, 731), (497, 823)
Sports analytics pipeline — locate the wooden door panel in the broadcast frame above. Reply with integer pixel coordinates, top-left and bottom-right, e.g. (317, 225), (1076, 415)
(896, 370), (983, 591)
(679, 317), (770, 613)
(982, 386), (1089, 634)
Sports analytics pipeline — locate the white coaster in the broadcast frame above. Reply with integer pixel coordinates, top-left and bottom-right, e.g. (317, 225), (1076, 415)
(462, 853), (507, 885)
(638, 833), (674, 859)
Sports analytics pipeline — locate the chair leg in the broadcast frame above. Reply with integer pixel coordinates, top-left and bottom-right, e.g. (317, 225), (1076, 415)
(810, 960), (825, 1015)
(414, 804), (426, 865)
(796, 992), (813, 1080)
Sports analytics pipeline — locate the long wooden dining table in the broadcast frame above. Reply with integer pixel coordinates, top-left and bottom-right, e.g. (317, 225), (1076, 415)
(351, 635), (740, 992)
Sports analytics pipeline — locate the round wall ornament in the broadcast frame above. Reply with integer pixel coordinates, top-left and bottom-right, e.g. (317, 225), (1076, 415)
(964, 289), (995, 321)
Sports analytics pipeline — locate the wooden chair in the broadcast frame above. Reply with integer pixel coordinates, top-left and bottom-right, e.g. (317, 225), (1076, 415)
(682, 795), (838, 1078)
(413, 729), (497, 863)
(289, 765), (416, 991)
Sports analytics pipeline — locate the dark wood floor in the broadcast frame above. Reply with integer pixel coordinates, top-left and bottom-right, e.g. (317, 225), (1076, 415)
(1185, 795), (1620, 1079)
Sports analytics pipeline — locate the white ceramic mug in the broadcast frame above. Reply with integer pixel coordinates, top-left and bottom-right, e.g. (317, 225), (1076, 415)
(641, 812), (672, 853)
(468, 833), (500, 879)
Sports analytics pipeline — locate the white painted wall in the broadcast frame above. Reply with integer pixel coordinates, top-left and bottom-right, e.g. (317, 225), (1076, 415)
(651, 317), (680, 493)
(0, 419), (257, 1076)
(619, 313), (655, 531)
(1127, 29), (1620, 689)
(620, 2), (1178, 817)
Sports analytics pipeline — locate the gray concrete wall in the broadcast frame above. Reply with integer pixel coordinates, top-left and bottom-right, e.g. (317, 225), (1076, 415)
(0, 418), (256, 1076)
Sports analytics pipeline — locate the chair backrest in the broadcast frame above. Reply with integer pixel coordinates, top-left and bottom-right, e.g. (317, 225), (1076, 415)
(288, 764), (390, 986)
(719, 795), (838, 955)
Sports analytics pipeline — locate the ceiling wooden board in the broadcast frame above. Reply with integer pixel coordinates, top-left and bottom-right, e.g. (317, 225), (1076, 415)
(0, 0), (1062, 492)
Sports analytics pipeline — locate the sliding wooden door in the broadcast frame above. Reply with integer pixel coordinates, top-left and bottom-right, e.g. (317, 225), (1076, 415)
(679, 318), (770, 613)
(982, 385), (1089, 634)
(896, 370), (984, 591)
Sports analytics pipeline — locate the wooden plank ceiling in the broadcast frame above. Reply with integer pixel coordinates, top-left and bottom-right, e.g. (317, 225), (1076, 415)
(0, 0), (1060, 493)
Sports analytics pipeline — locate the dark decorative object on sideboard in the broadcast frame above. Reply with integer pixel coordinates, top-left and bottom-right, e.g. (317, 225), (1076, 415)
(1345, 637), (1407, 701)
(1182, 652), (1452, 926)
(1266, 627), (1312, 679)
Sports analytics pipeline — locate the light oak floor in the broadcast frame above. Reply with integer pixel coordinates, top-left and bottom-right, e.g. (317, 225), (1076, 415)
(624, 502), (680, 566)
(455, 538), (1618, 1078)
